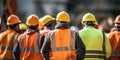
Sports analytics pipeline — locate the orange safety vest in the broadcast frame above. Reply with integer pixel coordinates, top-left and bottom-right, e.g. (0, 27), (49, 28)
(108, 31), (120, 60)
(0, 30), (19, 60)
(49, 29), (76, 60)
(110, 51), (120, 60)
(18, 32), (43, 60)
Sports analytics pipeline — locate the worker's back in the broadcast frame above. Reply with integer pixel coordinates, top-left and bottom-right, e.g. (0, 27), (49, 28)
(108, 31), (120, 60)
(41, 11), (86, 60)
(108, 15), (120, 60)
(18, 31), (43, 60)
(79, 26), (111, 60)
(79, 13), (111, 60)
(49, 29), (76, 59)
(79, 26), (103, 50)
(0, 29), (19, 60)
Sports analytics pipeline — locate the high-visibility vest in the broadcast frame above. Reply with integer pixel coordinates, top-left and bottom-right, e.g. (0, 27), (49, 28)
(18, 32), (43, 60)
(84, 31), (106, 60)
(108, 31), (120, 60)
(0, 30), (18, 60)
(49, 29), (76, 60)
(79, 26), (112, 60)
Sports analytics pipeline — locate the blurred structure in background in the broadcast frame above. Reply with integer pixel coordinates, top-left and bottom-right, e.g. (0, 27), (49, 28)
(0, 0), (17, 32)
(0, 0), (120, 33)
(40, 0), (68, 16)
(100, 16), (114, 34)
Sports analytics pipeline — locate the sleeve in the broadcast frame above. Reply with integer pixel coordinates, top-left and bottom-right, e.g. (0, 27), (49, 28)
(105, 34), (112, 58)
(41, 34), (51, 60)
(13, 33), (20, 46)
(40, 36), (45, 48)
(13, 41), (20, 60)
(75, 32), (86, 60)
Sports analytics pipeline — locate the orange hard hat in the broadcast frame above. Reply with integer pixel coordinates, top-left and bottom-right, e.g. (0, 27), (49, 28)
(7, 14), (21, 25)
(114, 15), (120, 23)
(26, 14), (39, 26)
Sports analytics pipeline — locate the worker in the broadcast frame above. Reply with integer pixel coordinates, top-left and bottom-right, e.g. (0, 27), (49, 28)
(41, 11), (86, 60)
(79, 13), (112, 60)
(0, 14), (21, 60)
(40, 15), (56, 35)
(108, 15), (120, 60)
(13, 14), (43, 60)
(40, 15), (56, 47)
(19, 23), (27, 34)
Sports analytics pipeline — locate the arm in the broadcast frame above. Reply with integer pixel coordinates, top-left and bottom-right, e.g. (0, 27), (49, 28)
(41, 34), (51, 60)
(13, 41), (20, 60)
(40, 36), (45, 49)
(76, 32), (86, 60)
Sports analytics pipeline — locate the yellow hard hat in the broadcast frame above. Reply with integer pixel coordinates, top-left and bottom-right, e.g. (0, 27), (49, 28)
(41, 15), (55, 26)
(19, 23), (27, 30)
(114, 15), (120, 23)
(82, 13), (97, 24)
(26, 14), (39, 26)
(38, 19), (44, 30)
(56, 11), (70, 22)
(7, 14), (21, 25)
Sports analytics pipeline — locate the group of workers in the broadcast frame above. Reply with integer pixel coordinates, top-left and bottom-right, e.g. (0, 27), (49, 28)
(0, 11), (120, 60)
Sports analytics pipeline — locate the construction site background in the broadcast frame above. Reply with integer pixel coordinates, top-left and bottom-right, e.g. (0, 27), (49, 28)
(0, 0), (120, 33)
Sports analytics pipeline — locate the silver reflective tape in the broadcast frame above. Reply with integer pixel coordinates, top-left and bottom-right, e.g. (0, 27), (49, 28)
(112, 51), (120, 54)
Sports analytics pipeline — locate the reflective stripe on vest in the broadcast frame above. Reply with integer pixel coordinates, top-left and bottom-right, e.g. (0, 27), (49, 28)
(20, 32), (40, 52)
(110, 51), (120, 58)
(112, 51), (120, 54)
(110, 56), (120, 59)
(50, 30), (75, 51)
(86, 50), (105, 54)
(0, 58), (14, 60)
(85, 55), (105, 58)
(86, 50), (105, 58)
(0, 32), (17, 51)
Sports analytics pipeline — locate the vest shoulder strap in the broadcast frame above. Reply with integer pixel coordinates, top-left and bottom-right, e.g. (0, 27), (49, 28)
(9, 32), (17, 50)
(102, 31), (107, 60)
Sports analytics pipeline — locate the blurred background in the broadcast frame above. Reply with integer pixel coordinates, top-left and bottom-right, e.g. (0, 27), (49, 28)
(0, 0), (120, 33)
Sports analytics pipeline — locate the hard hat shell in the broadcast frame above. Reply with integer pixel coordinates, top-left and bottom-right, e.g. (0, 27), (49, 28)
(41, 15), (55, 26)
(7, 14), (21, 25)
(38, 19), (44, 30)
(82, 13), (97, 24)
(19, 23), (27, 30)
(114, 15), (120, 23)
(56, 11), (70, 22)
(26, 14), (39, 26)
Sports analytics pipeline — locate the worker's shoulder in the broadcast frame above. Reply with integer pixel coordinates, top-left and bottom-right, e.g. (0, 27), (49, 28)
(79, 28), (103, 36)
(44, 30), (55, 36)
(109, 31), (120, 36)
